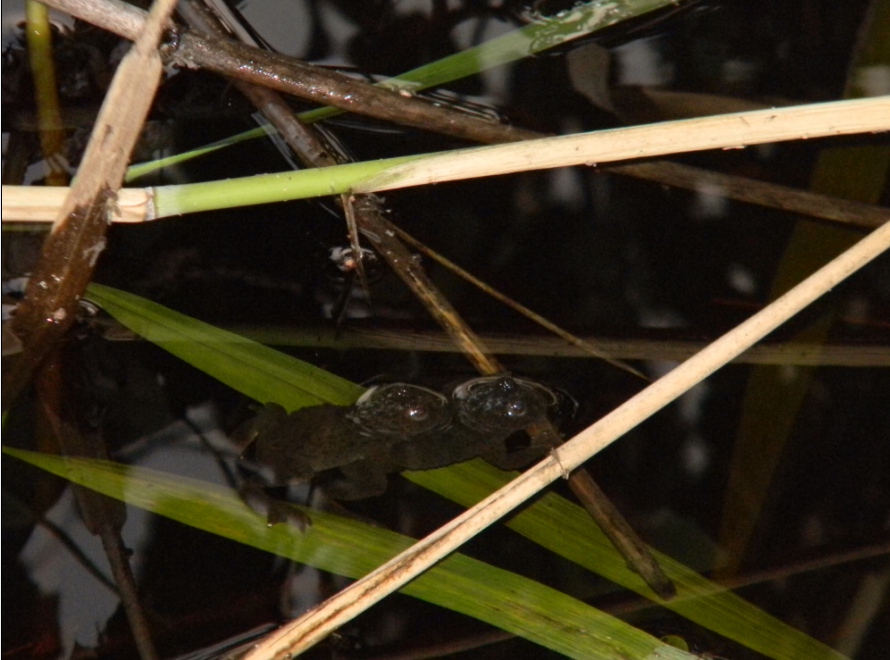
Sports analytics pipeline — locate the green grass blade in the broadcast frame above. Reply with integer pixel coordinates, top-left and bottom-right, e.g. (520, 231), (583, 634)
(84, 283), (362, 409)
(3, 447), (695, 660)
(127, 0), (677, 179)
(125, 127), (267, 182)
(406, 462), (846, 660)
(376, 0), (675, 92)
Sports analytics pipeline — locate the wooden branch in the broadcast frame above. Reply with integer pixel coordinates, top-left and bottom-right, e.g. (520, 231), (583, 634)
(42, 0), (540, 144)
(609, 161), (890, 230)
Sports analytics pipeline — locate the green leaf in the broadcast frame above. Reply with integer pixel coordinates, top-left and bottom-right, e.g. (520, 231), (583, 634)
(125, 129), (267, 182)
(406, 462), (846, 660)
(84, 283), (363, 410)
(3, 447), (695, 660)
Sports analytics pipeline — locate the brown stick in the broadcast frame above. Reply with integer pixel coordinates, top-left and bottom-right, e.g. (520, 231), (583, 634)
(36, 350), (158, 660)
(88, 321), (890, 368)
(609, 161), (888, 230)
(4, 0), (180, 409)
(564, 468), (676, 598)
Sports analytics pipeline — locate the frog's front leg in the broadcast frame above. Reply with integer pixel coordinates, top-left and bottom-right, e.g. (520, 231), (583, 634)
(237, 451), (317, 530)
(237, 402), (342, 529)
(451, 376), (560, 470)
(238, 478), (312, 531)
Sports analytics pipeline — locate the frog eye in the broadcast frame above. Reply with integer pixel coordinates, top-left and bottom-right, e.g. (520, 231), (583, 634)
(504, 397), (527, 419)
(404, 404), (429, 422)
(348, 383), (451, 437)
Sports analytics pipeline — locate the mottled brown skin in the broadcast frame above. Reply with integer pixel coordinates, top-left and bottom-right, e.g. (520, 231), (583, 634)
(239, 378), (559, 527)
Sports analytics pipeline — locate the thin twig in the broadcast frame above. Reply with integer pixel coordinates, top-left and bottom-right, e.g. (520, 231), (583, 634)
(36, 350), (158, 660)
(25, 506), (120, 595)
(340, 194), (371, 297)
(86, 321), (890, 367)
(391, 222), (649, 379)
(360, 538), (890, 659)
(609, 161), (889, 230)
(349, 195), (503, 374)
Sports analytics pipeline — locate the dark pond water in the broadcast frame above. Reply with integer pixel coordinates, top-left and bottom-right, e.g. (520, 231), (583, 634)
(3, 0), (889, 658)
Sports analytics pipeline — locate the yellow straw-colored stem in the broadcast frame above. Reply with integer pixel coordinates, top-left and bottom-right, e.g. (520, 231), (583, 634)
(25, 1), (67, 185)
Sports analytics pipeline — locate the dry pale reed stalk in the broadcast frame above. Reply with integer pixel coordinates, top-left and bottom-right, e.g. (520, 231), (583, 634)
(3, 97), (888, 224)
(356, 96), (890, 193)
(2, 187), (151, 224)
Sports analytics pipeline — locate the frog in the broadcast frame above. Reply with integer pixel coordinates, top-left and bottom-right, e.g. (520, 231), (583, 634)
(238, 376), (561, 528)
(238, 382), (452, 526)
(391, 375), (561, 471)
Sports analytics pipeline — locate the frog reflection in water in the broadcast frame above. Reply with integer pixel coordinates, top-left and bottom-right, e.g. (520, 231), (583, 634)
(239, 376), (561, 527)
